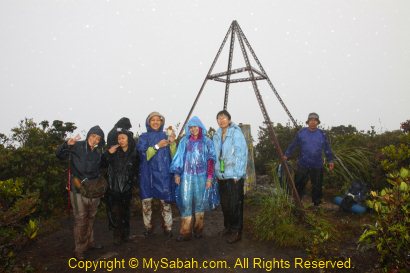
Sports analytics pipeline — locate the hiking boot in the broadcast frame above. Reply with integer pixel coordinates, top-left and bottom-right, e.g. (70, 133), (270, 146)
(226, 232), (241, 244)
(176, 235), (191, 242)
(164, 229), (173, 238)
(220, 228), (231, 237)
(113, 238), (122, 245)
(143, 229), (154, 238)
(89, 243), (103, 250)
(74, 252), (85, 260)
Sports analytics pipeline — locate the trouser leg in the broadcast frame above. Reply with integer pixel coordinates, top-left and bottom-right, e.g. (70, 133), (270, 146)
(111, 198), (121, 243)
(294, 167), (310, 200)
(229, 178), (244, 233)
(121, 198), (131, 240)
(142, 198), (153, 231)
(161, 200), (173, 232)
(218, 180), (231, 230)
(70, 193), (100, 256)
(85, 197), (100, 249)
(310, 168), (324, 205)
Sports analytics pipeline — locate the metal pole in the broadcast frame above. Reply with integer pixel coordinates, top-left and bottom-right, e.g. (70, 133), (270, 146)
(177, 23), (234, 139)
(223, 21), (236, 110)
(234, 21), (302, 208)
(236, 23), (298, 128)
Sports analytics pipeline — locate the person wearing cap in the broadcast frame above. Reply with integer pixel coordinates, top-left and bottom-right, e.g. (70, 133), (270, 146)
(213, 110), (248, 244)
(137, 112), (176, 238)
(104, 129), (139, 245)
(56, 125), (105, 260)
(283, 112), (334, 207)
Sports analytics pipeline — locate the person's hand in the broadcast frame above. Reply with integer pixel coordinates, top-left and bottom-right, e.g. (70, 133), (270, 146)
(168, 132), (176, 143)
(282, 155), (288, 161)
(67, 134), (81, 146)
(328, 162), (335, 172)
(108, 144), (120, 154)
(206, 179), (212, 189)
(157, 139), (169, 148)
(175, 175), (181, 185)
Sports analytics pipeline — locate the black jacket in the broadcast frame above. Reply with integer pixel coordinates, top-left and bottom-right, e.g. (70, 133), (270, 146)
(107, 117), (132, 147)
(104, 134), (139, 195)
(56, 126), (105, 181)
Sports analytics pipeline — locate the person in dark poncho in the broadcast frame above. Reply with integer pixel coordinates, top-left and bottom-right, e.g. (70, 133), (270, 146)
(107, 117), (132, 148)
(104, 129), (139, 245)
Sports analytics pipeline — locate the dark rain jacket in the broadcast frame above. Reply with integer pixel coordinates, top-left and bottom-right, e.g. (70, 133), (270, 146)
(104, 131), (139, 197)
(56, 126), (105, 185)
(107, 117), (132, 147)
(284, 127), (333, 169)
(137, 114), (175, 202)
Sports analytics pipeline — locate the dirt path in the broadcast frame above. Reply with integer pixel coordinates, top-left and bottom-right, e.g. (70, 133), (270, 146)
(17, 206), (311, 273)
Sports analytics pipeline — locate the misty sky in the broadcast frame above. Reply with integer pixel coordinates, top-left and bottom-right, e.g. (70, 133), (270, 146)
(1, 0), (409, 141)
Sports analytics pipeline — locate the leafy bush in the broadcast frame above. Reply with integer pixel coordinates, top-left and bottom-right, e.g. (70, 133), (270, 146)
(359, 168), (410, 271)
(249, 161), (306, 247)
(326, 146), (372, 190)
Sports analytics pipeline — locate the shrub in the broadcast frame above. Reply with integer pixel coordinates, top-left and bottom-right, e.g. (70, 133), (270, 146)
(359, 167), (410, 271)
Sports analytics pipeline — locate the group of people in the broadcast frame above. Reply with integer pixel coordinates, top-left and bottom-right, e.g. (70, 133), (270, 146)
(56, 110), (249, 260)
(56, 111), (335, 260)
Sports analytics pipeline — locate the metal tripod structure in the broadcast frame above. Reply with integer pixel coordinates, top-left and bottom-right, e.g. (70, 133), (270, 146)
(178, 20), (302, 208)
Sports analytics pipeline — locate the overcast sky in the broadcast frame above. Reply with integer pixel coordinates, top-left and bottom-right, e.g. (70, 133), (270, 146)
(1, 0), (409, 141)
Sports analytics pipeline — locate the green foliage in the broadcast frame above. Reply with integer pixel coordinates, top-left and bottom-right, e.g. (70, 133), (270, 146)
(0, 178), (23, 209)
(254, 122), (298, 174)
(304, 210), (336, 259)
(0, 192), (40, 272)
(327, 147), (372, 190)
(249, 188), (306, 247)
(359, 167), (410, 271)
(249, 161), (306, 247)
(0, 118), (76, 213)
(0, 118), (75, 271)
(380, 134), (410, 173)
(24, 219), (39, 240)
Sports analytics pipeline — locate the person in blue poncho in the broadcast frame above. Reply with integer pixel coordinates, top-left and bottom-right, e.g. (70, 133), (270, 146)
(137, 112), (176, 238)
(170, 116), (216, 242)
(213, 110), (248, 244)
(283, 112), (334, 207)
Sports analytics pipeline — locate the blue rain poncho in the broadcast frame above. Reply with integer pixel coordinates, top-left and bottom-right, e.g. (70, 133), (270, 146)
(213, 122), (248, 180)
(170, 116), (217, 217)
(137, 113), (175, 202)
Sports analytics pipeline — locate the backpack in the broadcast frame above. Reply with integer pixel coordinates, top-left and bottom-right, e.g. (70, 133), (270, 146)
(340, 180), (368, 212)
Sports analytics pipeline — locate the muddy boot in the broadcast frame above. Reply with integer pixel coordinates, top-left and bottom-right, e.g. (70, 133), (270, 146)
(177, 216), (192, 242)
(160, 200), (173, 233)
(193, 212), (204, 239)
(142, 198), (153, 238)
(226, 231), (241, 244)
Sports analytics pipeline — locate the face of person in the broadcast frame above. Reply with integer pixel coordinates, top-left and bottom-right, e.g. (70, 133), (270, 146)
(307, 119), (319, 130)
(149, 116), (162, 131)
(217, 114), (230, 130)
(117, 133), (129, 149)
(87, 134), (101, 149)
(189, 126), (199, 137)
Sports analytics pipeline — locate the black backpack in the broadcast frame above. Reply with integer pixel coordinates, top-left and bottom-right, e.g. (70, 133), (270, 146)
(340, 180), (368, 212)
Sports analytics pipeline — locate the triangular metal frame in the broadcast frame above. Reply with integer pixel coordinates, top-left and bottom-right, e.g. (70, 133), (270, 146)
(178, 20), (302, 208)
